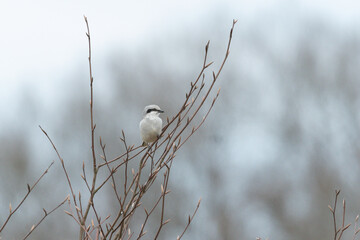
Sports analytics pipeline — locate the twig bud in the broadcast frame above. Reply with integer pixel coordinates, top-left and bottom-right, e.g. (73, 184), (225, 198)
(343, 223), (351, 231)
(328, 205), (334, 212)
(212, 97), (217, 106)
(75, 206), (81, 213)
(205, 40), (210, 52)
(64, 210), (72, 216)
(205, 61), (214, 69)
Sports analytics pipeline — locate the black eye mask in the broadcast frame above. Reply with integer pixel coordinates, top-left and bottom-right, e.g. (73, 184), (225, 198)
(146, 108), (156, 113)
(146, 108), (164, 114)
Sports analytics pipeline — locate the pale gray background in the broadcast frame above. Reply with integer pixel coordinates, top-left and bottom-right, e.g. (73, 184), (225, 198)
(0, 0), (360, 239)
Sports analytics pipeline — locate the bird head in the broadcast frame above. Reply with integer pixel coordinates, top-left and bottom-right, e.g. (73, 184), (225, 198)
(143, 104), (164, 116)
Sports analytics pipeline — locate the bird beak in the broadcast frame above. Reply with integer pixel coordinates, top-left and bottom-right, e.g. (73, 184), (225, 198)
(158, 110), (164, 113)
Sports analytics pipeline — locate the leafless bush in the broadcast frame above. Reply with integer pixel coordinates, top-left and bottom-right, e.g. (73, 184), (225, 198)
(328, 190), (360, 240)
(35, 17), (236, 240)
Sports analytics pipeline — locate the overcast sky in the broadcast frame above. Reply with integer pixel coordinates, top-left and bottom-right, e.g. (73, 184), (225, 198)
(1, 0), (359, 84)
(0, 0), (359, 127)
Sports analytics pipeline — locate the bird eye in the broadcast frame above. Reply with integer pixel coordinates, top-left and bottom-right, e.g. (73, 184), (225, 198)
(146, 109), (153, 113)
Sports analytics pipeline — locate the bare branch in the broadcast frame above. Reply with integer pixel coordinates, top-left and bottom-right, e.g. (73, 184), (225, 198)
(79, 15), (101, 240)
(39, 126), (81, 222)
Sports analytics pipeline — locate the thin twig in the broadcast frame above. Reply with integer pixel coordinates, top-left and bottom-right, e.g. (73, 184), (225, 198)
(336, 199), (351, 240)
(0, 160), (55, 232)
(154, 161), (172, 239)
(353, 215), (360, 240)
(177, 198), (202, 240)
(80, 15), (100, 240)
(22, 196), (69, 239)
(329, 189), (340, 240)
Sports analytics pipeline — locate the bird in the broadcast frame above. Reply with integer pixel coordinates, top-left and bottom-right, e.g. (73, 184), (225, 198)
(139, 104), (164, 146)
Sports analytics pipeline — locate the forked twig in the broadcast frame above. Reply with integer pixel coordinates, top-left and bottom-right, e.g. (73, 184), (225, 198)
(353, 215), (360, 240)
(0, 160), (55, 232)
(328, 189), (352, 240)
(177, 198), (202, 240)
(22, 196), (69, 240)
(39, 126), (81, 222)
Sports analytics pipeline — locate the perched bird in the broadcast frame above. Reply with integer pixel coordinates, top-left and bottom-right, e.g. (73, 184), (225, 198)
(140, 105), (164, 146)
